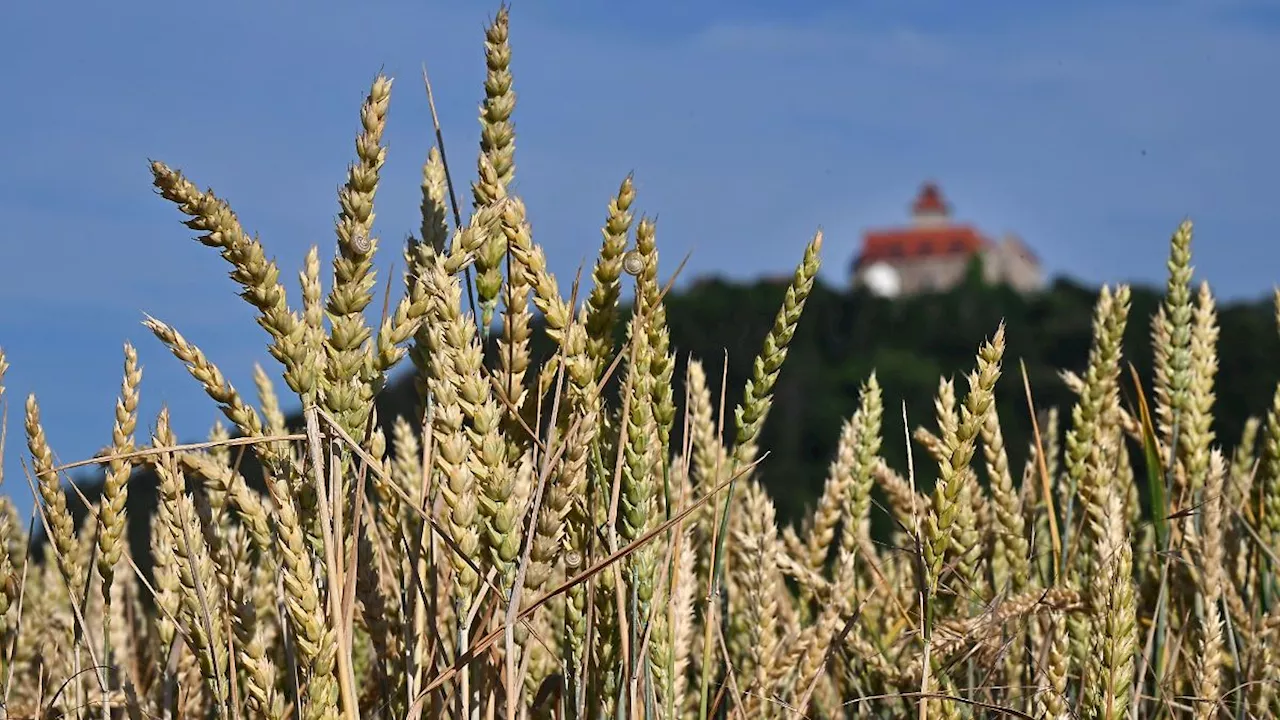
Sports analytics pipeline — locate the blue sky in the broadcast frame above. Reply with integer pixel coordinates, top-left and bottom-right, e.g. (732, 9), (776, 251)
(2, 0), (1279, 519)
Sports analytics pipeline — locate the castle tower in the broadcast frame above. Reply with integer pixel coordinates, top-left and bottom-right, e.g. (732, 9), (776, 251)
(910, 181), (951, 227)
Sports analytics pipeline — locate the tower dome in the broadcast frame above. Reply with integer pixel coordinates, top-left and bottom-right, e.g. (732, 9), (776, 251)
(911, 182), (951, 225)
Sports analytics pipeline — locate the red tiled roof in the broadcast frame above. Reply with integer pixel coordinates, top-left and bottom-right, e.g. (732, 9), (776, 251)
(854, 226), (990, 268)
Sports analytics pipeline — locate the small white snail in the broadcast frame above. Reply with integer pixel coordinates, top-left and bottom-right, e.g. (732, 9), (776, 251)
(350, 229), (373, 254)
(622, 249), (645, 276)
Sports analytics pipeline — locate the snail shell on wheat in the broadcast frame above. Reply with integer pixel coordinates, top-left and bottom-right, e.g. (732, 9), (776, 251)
(622, 250), (645, 276)
(350, 230), (373, 254)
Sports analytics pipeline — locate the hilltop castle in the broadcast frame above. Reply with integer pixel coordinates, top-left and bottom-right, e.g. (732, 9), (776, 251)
(850, 182), (1045, 297)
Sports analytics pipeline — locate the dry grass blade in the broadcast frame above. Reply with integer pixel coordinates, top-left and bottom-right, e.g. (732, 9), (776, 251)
(49, 433), (307, 474)
(1020, 359), (1061, 582)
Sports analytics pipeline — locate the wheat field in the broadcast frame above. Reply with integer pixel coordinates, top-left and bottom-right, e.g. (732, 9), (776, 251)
(1, 7), (1277, 720)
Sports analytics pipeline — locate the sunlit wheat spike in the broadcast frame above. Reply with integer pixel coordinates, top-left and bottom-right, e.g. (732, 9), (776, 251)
(923, 323), (1005, 594)
(472, 6), (517, 332)
(97, 342), (141, 590)
(25, 394), (85, 604)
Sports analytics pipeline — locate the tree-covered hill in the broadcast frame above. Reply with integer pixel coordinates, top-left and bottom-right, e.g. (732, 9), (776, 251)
(48, 272), (1280, 569)
(662, 273), (1278, 524)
